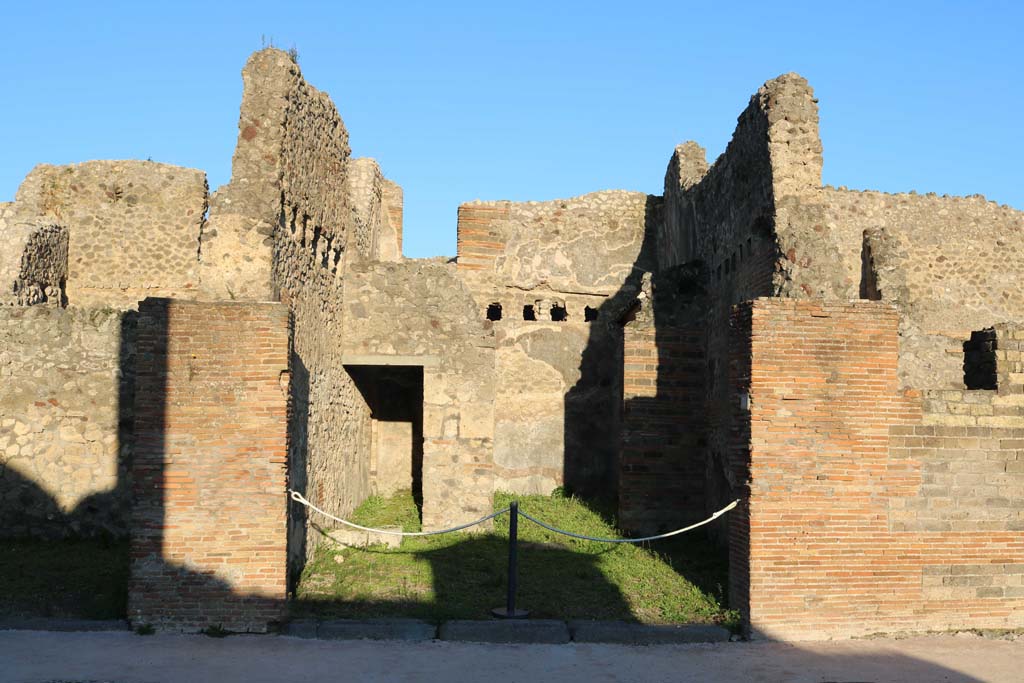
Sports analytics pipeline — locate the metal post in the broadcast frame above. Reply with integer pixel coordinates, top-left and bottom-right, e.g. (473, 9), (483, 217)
(492, 501), (528, 618)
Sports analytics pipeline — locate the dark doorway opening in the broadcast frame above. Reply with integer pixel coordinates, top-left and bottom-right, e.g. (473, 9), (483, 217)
(345, 365), (425, 514)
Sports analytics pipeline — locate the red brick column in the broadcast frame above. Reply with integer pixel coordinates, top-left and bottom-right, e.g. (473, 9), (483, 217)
(129, 299), (290, 632)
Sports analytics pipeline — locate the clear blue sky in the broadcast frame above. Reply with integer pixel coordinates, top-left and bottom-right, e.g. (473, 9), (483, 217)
(2, 1), (1021, 258)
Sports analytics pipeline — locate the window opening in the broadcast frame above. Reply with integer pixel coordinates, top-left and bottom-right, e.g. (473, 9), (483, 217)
(964, 328), (998, 390)
(523, 305), (536, 321)
(486, 303), (502, 321)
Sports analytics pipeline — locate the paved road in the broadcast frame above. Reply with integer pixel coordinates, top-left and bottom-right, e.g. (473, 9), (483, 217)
(1, 630), (1021, 682)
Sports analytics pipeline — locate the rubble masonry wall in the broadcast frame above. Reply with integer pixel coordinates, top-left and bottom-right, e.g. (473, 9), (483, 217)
(0, 306), (133, 538)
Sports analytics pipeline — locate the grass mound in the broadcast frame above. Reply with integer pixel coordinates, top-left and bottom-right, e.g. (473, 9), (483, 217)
(294, 490), (736, 627)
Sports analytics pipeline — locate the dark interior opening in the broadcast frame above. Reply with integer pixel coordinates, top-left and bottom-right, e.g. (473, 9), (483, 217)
(523, 305), (536, 321)
(584, 306), (598, 322)
(550, 304), (567, 322)
(860, 231), (882, 300)
(486, 303), (502, 321)
(964, 328), (998, 390)
(345, 364), (425, 513)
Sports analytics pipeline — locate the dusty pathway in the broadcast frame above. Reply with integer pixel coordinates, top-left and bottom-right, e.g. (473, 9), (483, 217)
(1, 630), (1020, 682)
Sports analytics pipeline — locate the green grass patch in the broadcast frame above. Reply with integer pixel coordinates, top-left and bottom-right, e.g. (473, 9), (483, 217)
(294, 490), (737, 627)
(0, 538), (128, 619)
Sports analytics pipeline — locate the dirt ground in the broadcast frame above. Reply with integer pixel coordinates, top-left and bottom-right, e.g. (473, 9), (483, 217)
(1, 629), (1021, 682)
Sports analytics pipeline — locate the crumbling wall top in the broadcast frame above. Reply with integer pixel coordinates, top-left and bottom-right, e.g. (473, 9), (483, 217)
(12, 160), (206, 308)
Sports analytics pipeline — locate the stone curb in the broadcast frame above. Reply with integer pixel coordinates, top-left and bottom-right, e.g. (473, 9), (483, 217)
(439, 619), (570, 644)
(568, 620), (731, 644)
(282, 618), (729, 645)
(283, 618), (437, 641)
(0, 618), (131, 632)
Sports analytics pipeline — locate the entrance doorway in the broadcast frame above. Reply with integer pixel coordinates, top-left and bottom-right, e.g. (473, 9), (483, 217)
(345, 364), (425, 512)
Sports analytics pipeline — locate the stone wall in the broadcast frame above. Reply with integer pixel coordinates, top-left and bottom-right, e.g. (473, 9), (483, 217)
(457, 191), (654, 299)
(381, 179), (404, 260)
(456, 191), (657, 499)
(0, 306), (132, 538)
(342, 258), (496, 529)
(730, 299), (1024, 640)
(129, 299), (288, 632)
(825, 187), (1024, 389)
(492, 320), (582, 495)
(15, 161), (206, 308)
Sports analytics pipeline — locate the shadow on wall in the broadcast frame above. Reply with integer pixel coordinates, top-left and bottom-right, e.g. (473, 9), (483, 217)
(0, 312), (137, 541)
(287, 349), (311, 594)
(563, 194), (710, 531)
(561, 195), (662, 502)
(0, 309), (269, 628)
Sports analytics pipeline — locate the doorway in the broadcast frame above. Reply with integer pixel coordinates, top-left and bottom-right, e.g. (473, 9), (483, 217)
(345, 364), (425, 513)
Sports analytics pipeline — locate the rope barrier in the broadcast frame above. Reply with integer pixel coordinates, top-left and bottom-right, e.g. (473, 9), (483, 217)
(289, 489), (739, 544)
(290, 488), (740, 619)
(288, 489), (510, 536)
(517, 499), (740, 544)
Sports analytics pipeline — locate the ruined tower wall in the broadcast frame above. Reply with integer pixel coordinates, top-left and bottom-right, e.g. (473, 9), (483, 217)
(212, 49), (385, 566)
(658, 75), (839, 529)
(456, 191), (655, 497)
(661, 74), (848, 299)
(341, 259), (497, 528)
(824, 187), (1024, 389)
(0, 306), (133, 538)
(14, 161), (207, 308)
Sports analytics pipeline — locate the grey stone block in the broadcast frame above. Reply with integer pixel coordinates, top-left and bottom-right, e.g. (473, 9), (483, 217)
(0, 618), (130, 632)
(568, 620), (731, 644)
(327, 526), (403, 549)
(317, 619), (436, 641)
(439, 619), (570, 644)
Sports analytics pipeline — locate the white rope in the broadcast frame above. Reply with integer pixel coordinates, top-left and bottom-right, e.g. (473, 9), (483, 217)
(517, 499), (740, 544)
(288, 489), (510, 536)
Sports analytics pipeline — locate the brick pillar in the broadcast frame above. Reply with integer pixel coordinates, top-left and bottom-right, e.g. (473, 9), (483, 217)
(619, 320), (706, 533)
(129, 299), (290, 632)
(729, 299), (922, 639)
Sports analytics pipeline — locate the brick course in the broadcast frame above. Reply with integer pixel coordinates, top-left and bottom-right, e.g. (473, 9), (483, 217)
(129, 299), (289, 632)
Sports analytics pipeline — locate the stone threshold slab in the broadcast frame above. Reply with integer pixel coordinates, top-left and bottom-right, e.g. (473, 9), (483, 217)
(0, 616), (730, 645)
(284, 618), (730, 645)
(569, 620), (731, 644)
(284, 618), (437, 641)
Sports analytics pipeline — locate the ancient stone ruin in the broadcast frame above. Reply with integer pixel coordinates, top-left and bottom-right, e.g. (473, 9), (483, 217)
(2, 49), (1023, 639)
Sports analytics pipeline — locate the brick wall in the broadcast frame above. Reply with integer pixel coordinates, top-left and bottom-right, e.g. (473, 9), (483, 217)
(129, 299), (289, 632)
(456, 203), (509, 271)
(619, 321), (706, 533)
(731, 299), (1024, 639)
